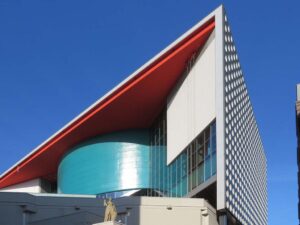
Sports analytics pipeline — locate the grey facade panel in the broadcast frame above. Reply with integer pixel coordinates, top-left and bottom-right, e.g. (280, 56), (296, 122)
(222, 12), (267, 225)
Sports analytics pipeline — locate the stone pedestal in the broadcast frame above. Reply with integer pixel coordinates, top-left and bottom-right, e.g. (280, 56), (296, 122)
(93, 221), (124, 225)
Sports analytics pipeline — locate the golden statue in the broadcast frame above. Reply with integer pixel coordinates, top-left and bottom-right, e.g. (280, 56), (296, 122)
(104, 198), (117, 222)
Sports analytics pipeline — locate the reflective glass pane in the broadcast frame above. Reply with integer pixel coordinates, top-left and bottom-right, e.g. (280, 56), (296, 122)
(198, 162), (204, 184)
(204, 156), (211, 180)
(212, 152), (216, 175)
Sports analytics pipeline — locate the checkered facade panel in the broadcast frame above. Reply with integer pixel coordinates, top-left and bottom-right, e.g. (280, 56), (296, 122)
(223, 14), (267, 225)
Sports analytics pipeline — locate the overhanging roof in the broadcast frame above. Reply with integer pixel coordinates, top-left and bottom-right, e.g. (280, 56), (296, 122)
(0, 13), (216, 189)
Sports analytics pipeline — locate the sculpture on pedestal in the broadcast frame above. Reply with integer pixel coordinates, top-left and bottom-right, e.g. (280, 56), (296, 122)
(104, 198), (117, 222)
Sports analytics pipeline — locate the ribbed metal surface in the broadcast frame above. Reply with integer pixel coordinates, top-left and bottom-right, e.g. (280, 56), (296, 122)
(223, 13), (267, 225)
(58, 130), (150, 195)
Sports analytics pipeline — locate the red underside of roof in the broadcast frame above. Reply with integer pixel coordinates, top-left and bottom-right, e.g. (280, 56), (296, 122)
(0, 19), (215, 189)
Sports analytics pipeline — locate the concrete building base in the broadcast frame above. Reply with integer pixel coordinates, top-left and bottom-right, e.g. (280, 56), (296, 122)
(0, 192), (218, 225)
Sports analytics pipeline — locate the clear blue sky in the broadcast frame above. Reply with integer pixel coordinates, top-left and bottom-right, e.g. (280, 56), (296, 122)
(0, 1), (299, 224)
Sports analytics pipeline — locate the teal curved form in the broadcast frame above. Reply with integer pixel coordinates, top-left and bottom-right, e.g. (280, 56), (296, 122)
(58, 130), (150, 195)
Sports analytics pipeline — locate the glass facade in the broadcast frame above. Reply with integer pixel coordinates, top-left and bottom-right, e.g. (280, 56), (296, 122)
(149, 112), (216, 197)
(57, 112), (216, 198)
(96, 189), (140, 199)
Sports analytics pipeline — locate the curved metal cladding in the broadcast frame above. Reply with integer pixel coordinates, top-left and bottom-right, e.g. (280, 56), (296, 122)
(58, 129), (150, 195)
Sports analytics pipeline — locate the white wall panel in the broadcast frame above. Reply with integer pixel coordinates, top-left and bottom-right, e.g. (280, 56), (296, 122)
(0, 179), (42, 193)
(167, 31), (216, 164)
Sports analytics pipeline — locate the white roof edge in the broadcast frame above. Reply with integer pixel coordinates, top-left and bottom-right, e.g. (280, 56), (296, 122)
(32, 193), (97, 198)
(0, 5), (222, 179)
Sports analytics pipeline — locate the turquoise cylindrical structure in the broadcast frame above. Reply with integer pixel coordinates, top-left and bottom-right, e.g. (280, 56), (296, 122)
(58, 129), (150, 195)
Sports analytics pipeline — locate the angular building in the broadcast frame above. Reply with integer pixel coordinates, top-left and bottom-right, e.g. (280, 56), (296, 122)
(0, 6), (267, 225)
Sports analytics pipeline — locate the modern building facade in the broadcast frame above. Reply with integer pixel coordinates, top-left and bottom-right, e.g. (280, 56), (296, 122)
(296, 84), (300, 224)
(0, 6), (267, 225)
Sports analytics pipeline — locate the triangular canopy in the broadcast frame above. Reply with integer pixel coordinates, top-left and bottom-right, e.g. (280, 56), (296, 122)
(0, 18), (215, 189)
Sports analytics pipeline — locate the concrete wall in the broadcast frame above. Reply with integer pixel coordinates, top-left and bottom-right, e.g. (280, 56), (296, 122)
(0, 192), (217, 225)
(167, 31), (216, 164)
(0, 179), (43, 193)
(0, 192), (103, 225)
(138, 197), (218, 225)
